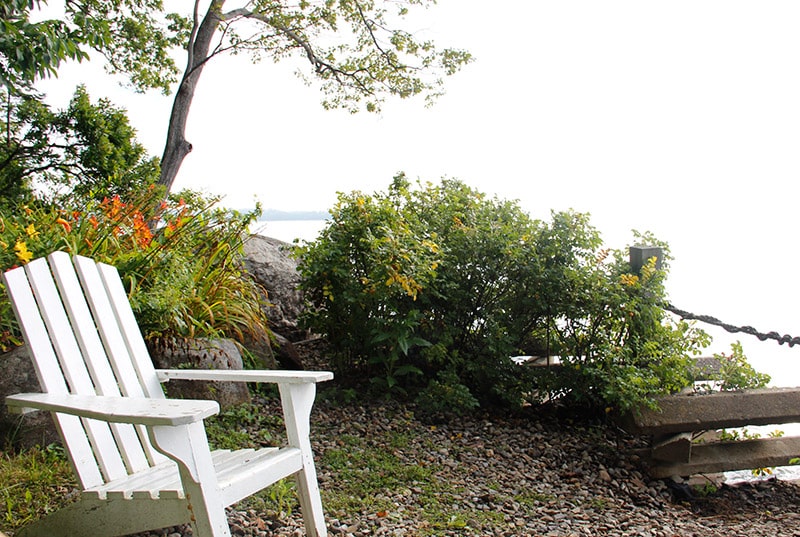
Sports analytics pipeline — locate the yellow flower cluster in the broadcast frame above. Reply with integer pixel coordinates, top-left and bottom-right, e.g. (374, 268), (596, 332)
(14, 241), (33, 263)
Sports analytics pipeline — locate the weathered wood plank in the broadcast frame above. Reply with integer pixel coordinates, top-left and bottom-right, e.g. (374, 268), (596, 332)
(651, 432), (693, 463)
(631, 387), (800, 435)
(648, 436), (800, 478)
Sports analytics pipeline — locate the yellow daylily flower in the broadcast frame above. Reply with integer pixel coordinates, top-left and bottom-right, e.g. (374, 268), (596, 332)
(25, 223), (39, 238)
(14, 241), (33, 264)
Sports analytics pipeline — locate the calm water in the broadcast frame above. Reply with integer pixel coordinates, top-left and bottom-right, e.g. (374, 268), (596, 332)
(252, 219), (328, 245)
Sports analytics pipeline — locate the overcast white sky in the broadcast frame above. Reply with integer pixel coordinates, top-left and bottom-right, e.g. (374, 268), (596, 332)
(37, 1), (800, 380)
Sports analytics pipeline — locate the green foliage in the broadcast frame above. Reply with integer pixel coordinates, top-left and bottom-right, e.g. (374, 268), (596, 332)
(168, 0), (474, 113)
(0, 444), (76, 534)
(0, 0), (92, 93)
(692, 482), (718, 497)
(0, 185), (270, 351)
(1, 86), (160, 206)
(297, 177), (715, 411)
(205, 402), (283, 451)
(1, 0), (183, 95)
(4, 2), (472, 192)
(719, 428), (763, 442)
(70, 0), (188, 94)
(250, 479), (297, 518)
(321, 431), (436, 515)
(415, 370), (479, 417)
(711, 341), (771, 391)
(295, 177), (440, 387)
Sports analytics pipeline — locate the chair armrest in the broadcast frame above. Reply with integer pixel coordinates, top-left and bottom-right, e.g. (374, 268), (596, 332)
(6, 393), (219, 426)
(155, 369), (334, 384)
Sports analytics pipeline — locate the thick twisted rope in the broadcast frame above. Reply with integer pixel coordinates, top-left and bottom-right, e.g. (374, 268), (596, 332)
(664, 303), (800, 348)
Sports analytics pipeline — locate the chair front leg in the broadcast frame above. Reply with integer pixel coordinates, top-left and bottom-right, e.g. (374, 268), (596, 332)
(150, 422), (231, 537)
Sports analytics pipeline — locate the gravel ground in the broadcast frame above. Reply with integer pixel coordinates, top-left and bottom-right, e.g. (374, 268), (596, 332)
(124, 339), (800, 537)
(131, 395), (800, 537)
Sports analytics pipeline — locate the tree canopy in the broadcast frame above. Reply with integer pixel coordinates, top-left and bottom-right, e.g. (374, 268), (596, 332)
(1, 86), (160, 204)
(3, 1), (473, 193)
(0, 0), (90, 93)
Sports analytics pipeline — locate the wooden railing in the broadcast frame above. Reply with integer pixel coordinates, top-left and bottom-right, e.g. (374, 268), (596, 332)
(626, 387), (800, 478)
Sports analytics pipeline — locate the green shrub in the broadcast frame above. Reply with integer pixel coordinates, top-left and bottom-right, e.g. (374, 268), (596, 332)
(0, 186), (270, 352)
(298, 178), (672, 409)
(297, 176), (770, 412)
(533, 241), (713, 412)
(712, 341), (771, 391)
(415, 370), (479, 417)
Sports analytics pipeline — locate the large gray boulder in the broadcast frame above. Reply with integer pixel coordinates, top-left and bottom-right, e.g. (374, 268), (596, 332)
(242, 235), (311, 369)
(242, 234), (305, 338)
(148, 338), (251, 409)
(0, 345), (58, 449)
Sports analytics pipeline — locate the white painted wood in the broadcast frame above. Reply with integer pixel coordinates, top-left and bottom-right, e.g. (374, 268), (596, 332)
(71, 255), (148, 400)
(38, 253), (146, 477)
(4, 253), (332, 537)
(281, 383), (327, 537)
(88, 459), (181, 499)
(2, 263), (103, 489)
(6, 394), (219, 426)
(69, 254), (169, 467)
(14, 495), (192, 537)
(95, 259), (165, 399)
(217, 448), (303, 506)
(157, 369), (334, 384)
(150, 422), (231, 537)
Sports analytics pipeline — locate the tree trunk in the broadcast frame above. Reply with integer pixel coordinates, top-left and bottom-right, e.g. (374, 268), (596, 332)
(158, 1), (225, 192)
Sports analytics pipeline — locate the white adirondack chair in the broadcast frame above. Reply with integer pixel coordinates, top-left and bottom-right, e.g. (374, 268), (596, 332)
(3, 251), (332, 537)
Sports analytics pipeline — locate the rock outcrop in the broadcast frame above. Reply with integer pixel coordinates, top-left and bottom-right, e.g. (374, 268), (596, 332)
(242, 234), (305, 338)
(0, 345), (58, 449)
(241, 234), (309, 369)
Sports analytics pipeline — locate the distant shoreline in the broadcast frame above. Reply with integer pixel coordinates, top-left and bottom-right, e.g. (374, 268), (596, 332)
(257, 209), (330, 222)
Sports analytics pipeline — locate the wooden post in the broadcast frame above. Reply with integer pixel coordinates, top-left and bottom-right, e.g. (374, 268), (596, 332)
(629, 246), (663, 274)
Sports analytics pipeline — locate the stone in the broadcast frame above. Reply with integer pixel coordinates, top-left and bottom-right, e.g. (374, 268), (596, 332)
(242, 234), (306, 339)
(0, 345), (59, 448)
(148, 338), (251, 409)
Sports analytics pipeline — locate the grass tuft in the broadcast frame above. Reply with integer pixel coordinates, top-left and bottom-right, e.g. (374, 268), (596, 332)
(0, 444), (76, 534)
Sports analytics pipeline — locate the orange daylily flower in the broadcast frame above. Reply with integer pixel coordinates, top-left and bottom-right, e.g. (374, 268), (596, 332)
(56, 217), (72, 233)
(132, 212), (153, 248)
(102, 195), (125, 219)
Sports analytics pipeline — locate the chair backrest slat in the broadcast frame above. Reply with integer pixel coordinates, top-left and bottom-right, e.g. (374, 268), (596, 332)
(2, 262), (104, 489)
(48, 252), (156, 471)
(96, 261), (165, 400)
(26, 256), (135, 481)
(71, 256), (149, 399)
(74, 255), (167, 465)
